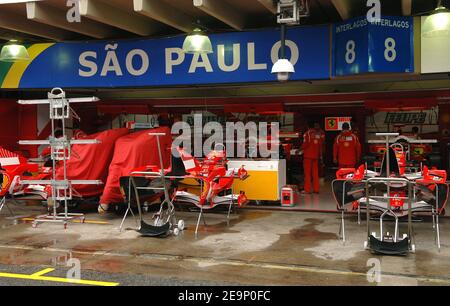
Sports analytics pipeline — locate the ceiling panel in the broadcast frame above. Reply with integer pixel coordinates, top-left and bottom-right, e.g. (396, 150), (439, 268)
(0, 0), (443, 42)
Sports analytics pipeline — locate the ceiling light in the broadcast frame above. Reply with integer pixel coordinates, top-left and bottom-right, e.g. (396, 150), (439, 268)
(182, 28), (213, 54)
(271, 24), (295, 82)
(271, 59), (295, 82)
(423, 5), (450, 38)
(0, 40), (29, 62)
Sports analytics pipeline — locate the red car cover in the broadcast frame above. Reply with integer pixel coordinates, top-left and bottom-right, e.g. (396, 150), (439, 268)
(99, 127), (172, 205)
(55, 128), (129, 198)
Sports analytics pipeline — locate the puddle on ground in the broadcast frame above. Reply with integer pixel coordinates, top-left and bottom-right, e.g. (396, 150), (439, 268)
(86, 258), (125, 273)
(238, 210), (272, 221)
(194, 224), (240, 234)
(412, 249), (450, 280)
(183, 210), (272, 235)
(267, 218), (363, 261)
(289, 218), (337, 240)
(192, 211), (288, 258)
(192, 217), (241, 235)
(0, 216), (35, 229)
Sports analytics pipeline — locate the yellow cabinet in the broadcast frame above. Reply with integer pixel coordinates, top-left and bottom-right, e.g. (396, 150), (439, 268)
(228, 159), (286, 201)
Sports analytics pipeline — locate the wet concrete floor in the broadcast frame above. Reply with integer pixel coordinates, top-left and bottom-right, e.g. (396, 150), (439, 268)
(0, 203), (448, 286)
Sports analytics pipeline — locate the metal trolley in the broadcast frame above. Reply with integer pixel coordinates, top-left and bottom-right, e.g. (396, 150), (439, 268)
(120, 133), (185, 237)
(362, 177), (415, 255)
(18, 88), (101, 229)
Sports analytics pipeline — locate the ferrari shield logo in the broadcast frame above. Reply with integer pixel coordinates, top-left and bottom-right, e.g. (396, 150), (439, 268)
(326, 118), (338, 130)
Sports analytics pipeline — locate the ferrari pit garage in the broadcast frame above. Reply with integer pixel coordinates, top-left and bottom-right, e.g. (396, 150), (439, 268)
(1, 0), (450, 290)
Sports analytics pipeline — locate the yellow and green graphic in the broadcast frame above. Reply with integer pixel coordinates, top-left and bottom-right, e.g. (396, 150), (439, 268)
(0, 43), (54, 89)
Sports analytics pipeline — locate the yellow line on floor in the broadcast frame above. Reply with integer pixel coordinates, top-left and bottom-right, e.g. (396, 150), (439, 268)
(31, 268), (55, 277)
(0, 270), (119, 286)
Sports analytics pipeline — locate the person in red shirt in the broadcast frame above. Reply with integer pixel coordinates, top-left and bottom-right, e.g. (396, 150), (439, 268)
(333, 122), (361, 168)
(302, 122), (325, 194)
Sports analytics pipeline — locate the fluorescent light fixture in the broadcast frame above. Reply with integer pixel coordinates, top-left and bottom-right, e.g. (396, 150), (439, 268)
(182, 28), (213, 54)
(0, 40), (29, 62)
(423, 6), (450, 37)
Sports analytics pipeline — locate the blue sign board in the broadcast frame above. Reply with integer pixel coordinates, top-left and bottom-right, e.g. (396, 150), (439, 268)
(333, 16), (414, 76)
(1, 25), (331, 89)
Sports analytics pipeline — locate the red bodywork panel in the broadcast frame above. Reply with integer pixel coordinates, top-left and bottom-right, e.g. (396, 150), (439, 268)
(0, 147), (43, 197)
(336, 164), (365, 181)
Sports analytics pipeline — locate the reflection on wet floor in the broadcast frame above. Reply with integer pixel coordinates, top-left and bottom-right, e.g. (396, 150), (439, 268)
(194, 211), (272, 234)
(289, 218), (338, 240)
(302, 194), (322, 211)
(245, 184), (339, 212)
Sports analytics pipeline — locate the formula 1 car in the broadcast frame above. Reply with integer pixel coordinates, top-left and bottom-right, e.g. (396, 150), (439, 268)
(174, 144), (249, 210)
(367, 135), (438, 171)
(332, 133), (448, 255)
(174, 144), (249, 235)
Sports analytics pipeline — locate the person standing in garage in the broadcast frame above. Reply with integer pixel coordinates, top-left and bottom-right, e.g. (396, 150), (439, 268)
(301, 121), (325, 194)
(333, 122), (361, 168)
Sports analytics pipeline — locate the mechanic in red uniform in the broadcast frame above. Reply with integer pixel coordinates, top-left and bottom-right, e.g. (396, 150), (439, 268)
(302, 121), (325, 194)
(333, 122), (361, 168)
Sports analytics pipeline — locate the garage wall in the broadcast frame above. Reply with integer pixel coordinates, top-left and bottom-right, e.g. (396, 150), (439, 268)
(366, 109), (440, 138)
(0, 100), (37, 157)
(0, 100), (19, 151)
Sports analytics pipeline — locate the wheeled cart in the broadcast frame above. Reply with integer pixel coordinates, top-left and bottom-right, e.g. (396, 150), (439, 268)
(18, 88), (101, 229)
(362, 177), (415, 255)
(122, 133), (185, 237)
(363, 133), (415, 255)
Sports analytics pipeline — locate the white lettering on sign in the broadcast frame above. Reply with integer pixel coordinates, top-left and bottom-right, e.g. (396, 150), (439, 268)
(270, 40), (299, 65)
(79, 51), (97, 77)
(343, 38), (398, 65)
(335, 19), (368, 33)
(101, 44), (123, 76)
(334, 16), (411, 33)
(126, 49), (149, 76)
(247, 42), (267, 70)
(188, 53), (213, 73)
(78, 44), (150, 77)
(217, 44), (241, 72)
(384, 37), (397, 62)
(165, 48), (185, 74)
(345, 40), (356, 64)
(78, 40), (302, 78)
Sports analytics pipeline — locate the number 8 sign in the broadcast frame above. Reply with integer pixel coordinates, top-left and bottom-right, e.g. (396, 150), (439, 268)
(333, 15), (414, 76)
